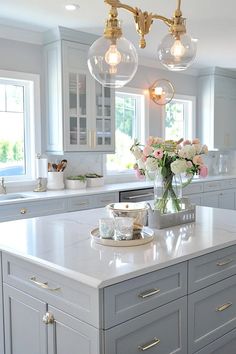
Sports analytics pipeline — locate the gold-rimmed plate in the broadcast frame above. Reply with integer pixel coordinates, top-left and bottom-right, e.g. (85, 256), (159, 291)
(90, 227), (154, 247)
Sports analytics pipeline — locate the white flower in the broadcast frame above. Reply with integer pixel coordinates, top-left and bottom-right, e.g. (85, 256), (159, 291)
(178, 145), (196, 159)
(171, 159), (188, 174)
(131, 146), (143, 160)
(145, 157), (158, 171)
(194, 143), (202, 154)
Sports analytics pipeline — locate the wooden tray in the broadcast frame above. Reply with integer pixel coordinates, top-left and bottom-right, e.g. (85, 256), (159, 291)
(90, 227), (154, 247)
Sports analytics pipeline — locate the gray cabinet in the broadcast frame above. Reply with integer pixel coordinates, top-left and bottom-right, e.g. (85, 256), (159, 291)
(198, 67), (236, 149)
(47, 306), (100, 354)
(0, 252), (4, 354)
(0, 198), (67, 222)
(4, 284), (47, 354)
(44, 33), (115, 154)
(105, 297), (187, 354)
(195, 328), (236, 354)
(188, 275), (236, 353)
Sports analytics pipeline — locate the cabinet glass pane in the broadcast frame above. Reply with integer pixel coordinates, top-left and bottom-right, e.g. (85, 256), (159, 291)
(105, 137), (111, 145)
(104, 87), (111, 116)
(79, 117), (87, 145)
(96, 118), (103, 145)
(96, 81), (103, 116)
(69, 73), (77, 116)
(104, 119), (111, 133)
(70, 117), (77, 145)
(78, 74), (86, 116)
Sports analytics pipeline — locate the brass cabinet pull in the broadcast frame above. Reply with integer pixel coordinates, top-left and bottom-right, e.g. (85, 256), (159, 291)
(43, 312), (54, 325)
(216, 302), (233, 312)
(138, 288), (160, 299)
(124, 193), (154, 200)
(20, 208), (27, 214)
(217, 259), (233, 266)
(138, 337), (160, 351)
(30, 276), (61, 291)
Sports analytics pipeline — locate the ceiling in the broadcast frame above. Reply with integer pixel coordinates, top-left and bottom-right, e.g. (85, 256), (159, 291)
(0, 0), (236, 70)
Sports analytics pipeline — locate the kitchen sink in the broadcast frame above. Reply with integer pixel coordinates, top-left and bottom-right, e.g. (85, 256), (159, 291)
(0, 194), (29, 202)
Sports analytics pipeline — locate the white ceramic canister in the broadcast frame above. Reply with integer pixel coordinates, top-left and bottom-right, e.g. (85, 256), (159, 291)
(47, 172), (64, 190)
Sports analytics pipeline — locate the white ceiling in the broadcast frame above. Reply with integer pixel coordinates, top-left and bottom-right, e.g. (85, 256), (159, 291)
(0, 0), (236, 69)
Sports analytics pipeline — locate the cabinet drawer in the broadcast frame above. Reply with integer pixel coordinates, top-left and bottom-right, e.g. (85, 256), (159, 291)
(0, 199), (67, 221)
(221, 178), (236, 189)
(94, 193), (118, 208)
(105, 297), (187, 354)
(104, 262), (187, 328)
(183, 182), (203, 195)
(195, 327), (236, 354)
(203, 180), (222, 192)
(188, 275), (236, 353)
(2, 253), (101, 327)
(67, 196), (93, 211)
(188, 244), (236, 292)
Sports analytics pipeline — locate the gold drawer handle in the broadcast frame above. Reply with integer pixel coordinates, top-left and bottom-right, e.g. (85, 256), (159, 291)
(30, 276), (61, 291)
(217, 259), (233, 266)
(20, 208), (27, 214)
(138, 288), (160, 299)
(216, 302), (232, 312)
(138, 337), (160, 351)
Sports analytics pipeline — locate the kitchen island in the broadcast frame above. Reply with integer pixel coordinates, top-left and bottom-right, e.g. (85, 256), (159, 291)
(1, 206), (236, 353)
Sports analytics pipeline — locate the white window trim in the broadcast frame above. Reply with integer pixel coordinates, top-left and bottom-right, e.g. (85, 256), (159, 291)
(161, 94), (196, 140)
(103, 87), (149, 184)
(0, 70), (41, 187)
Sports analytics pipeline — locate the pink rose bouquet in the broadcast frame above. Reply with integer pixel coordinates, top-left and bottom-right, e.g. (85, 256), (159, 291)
(130, 137), (208, 213)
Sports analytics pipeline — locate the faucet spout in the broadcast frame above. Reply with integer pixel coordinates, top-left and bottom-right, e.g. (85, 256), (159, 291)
(0, 177), (7, 194)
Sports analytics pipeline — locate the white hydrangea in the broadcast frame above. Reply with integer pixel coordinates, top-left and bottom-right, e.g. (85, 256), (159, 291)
(171, 159), (188, 174)
(178, 145), (196, 159)
(194, 143), (203, 154)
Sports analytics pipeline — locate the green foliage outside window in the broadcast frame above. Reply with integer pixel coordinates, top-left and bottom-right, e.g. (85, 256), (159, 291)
(0, 140), (23, 163)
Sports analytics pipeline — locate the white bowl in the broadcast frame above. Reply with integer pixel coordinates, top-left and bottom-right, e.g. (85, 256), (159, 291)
(86, 177), (104, 187)
(107, 202), (149, 227)
(65, 179), (87, 190)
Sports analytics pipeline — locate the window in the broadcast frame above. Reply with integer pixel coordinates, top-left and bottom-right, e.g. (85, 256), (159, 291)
(106, 88), (148, 178)
(164, 95), (196, 141)
(0, 71), (40, 182)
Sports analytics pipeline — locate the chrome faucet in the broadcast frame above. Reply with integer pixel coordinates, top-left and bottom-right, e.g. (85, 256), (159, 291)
(0, 177), (6, 194)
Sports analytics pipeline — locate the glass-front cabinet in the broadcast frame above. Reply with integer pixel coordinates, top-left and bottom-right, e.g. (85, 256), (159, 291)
(44, 38), (115, 154)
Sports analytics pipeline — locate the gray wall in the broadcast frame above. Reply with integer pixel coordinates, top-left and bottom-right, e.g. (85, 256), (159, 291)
(0, 36), (198, 178)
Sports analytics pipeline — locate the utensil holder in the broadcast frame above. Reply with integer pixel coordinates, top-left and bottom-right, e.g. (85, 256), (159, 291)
(47, 172), (64, 190)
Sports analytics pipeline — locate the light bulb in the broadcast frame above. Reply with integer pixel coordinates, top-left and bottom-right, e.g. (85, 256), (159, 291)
(154, 86), (163, 96)
(170, 39), (185, 58)
(105, 44), (122, 67)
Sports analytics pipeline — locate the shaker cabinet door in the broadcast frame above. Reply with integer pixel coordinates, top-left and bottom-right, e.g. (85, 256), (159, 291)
(47, 306), (100, 354)
(4, 284), (47, 354)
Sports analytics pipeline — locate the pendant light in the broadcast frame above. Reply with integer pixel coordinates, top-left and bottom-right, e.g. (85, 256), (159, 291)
(88, 0), (197, 87)
(149, 79), (175, 105)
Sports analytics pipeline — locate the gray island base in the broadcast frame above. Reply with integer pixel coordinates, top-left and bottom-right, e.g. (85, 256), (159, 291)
(1, 206), (236, 353)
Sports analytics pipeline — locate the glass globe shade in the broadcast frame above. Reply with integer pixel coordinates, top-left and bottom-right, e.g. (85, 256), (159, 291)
(158, 33), (197, 71)
(149, 79), (174, 105)
(87, 36), (138, 88)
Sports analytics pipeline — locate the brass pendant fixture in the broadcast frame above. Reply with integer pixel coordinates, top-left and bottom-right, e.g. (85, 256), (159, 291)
(87, 0), (197, 88)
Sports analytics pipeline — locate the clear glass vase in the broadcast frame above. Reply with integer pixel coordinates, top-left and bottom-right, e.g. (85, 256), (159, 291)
(153, 170), (182, 214)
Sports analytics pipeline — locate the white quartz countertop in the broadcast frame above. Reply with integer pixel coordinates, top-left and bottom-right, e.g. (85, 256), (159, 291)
(1, 205), (236, 288)
(1, 174), (236, 206)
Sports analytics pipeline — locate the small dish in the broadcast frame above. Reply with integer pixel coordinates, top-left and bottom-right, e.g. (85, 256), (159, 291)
(90, 227), (154, 247)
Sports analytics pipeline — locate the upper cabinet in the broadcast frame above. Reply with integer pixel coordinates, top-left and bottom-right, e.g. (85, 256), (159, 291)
(198, 67), (236, 150)
(44, 30), (115, 154)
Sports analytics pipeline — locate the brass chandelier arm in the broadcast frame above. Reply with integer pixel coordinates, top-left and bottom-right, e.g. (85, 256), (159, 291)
(104, 0), (186, 48)
(104, 0), (137, 15)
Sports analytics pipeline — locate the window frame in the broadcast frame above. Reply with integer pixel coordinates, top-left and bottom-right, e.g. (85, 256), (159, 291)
(162, 94), (196, 141)
(0, 70), (41, 185)
(104, 86), (149, 183)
